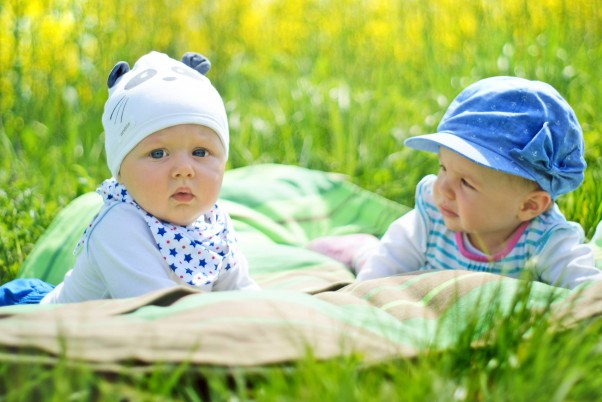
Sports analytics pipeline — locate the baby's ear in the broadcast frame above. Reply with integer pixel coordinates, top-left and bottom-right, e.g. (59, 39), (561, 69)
(181, 52), (211, 75)
(107, 61), (130, 88)
(519, 190), (552, 221)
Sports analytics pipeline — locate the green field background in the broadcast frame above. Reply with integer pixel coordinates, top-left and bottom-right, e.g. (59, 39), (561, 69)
(1, 0), (601, 280)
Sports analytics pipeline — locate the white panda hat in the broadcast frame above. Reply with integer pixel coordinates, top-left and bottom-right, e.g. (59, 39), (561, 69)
(102, 51), (229, 178)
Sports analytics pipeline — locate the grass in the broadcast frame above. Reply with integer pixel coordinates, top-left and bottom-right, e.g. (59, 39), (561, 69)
(1, 297), (601, 401)
(1, 0), (602, 400)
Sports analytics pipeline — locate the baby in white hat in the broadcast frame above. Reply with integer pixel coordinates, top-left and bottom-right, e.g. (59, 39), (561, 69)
(41, 51), (258, 304)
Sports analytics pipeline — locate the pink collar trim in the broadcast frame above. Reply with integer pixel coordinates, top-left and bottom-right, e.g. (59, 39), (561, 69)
(455, 221), (529, 262)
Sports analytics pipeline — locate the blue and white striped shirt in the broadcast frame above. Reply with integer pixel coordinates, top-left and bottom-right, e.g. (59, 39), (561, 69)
(359, 175), (601, 288)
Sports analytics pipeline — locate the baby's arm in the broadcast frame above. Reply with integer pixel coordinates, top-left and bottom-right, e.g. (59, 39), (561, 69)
(357, 209), (427, 281)
(46, 204), (180, 303)
(534, 224), (602, 289)
(88, 207), (180, 297)
(212, 253), (259, 291)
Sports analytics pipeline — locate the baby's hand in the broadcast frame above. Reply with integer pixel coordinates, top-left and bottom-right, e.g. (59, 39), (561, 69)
(306, 234), (380, 272)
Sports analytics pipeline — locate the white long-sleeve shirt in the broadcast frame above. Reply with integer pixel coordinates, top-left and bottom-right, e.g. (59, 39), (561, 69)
(358, 175), (602, 289)
(41, 202), (258, 304)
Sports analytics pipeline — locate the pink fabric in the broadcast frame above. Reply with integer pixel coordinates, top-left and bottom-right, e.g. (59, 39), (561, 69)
(455, 221), (529, 262)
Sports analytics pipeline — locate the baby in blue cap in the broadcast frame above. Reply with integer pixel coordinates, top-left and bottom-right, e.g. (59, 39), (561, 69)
(309, 76), (602, 289)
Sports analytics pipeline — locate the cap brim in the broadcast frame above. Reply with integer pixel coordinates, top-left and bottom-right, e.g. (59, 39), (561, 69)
(404, 132), (536, 181)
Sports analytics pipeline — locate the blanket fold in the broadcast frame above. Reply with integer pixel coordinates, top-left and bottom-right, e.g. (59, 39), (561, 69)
(3, 164), (601, 369)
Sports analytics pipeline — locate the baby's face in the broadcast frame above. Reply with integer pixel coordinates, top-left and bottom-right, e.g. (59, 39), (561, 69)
(432, 147), (539, 253)
(118, 124), (226, 226)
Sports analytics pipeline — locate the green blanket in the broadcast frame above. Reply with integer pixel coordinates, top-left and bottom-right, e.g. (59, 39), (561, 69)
(2, 164), (602, 369)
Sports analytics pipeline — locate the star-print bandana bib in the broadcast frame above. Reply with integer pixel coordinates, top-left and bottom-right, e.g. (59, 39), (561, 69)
(75, 178), (240, 290)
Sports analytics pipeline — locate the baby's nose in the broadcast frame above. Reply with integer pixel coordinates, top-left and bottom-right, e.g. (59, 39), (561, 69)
(172, 155), (195, 178)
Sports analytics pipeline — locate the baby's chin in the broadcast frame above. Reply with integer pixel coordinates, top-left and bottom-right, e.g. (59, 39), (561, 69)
(174, 208), (218, 226)
(145, 200), (217, 226)
(149, 211), (200, 227)
(440, 216), (463, 233)
(170, 214), (203, 227)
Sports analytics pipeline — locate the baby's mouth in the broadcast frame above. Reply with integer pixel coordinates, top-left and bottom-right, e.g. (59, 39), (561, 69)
(172, 188), (194, 202)
(438, 204), (458, 218)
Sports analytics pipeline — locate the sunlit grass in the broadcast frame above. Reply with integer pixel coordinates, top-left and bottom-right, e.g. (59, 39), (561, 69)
(1, 0), (602, 399)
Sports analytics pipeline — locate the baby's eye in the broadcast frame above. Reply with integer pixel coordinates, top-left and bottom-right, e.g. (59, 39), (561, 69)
(460, 178), (475, 190)
(149, 149), (167, 159)
(192, 148), (208, 157)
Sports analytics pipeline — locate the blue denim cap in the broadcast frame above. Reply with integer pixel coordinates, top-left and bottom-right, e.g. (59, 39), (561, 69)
(404, 76), (586, 199)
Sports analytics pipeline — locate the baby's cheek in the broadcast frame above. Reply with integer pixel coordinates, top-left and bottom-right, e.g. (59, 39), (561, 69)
(431, 183), (442, 203)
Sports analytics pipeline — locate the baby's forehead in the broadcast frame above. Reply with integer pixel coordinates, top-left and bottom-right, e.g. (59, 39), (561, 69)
(439, 147), (538, 192)
(145, 124), (221, 141)
(439, 147), (516, 179)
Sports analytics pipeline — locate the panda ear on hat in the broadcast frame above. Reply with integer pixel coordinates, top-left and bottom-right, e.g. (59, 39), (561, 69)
(181, 52), (211, 75)
(107, 61), (130, 89)
(106, 52), (210, 89)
